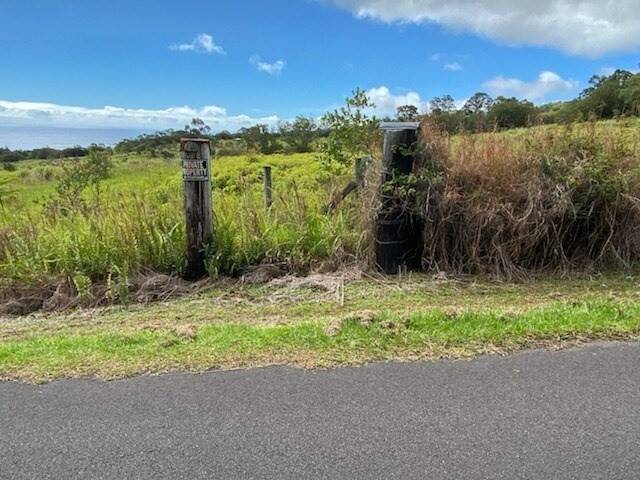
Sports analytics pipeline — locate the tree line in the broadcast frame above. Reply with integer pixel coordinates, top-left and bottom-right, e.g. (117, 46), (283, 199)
(112, 116), (329, 158)
(400, 68), (640, 134)
(0, 145), (103, 165)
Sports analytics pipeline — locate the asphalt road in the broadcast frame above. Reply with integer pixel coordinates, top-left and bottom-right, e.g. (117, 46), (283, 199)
(1, 342), (639, 479)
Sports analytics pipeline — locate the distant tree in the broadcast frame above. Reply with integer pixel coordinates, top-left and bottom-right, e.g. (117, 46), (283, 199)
(240, 124), (280, 154)
(463, 92), (494, 114)
(280, 116), (318, 153)
(214, 130), (234, 141)
(621, 74), (640, 116)
(579, 69), (639, 118)
(488, 97), (537, 129)
(396, 105), (420, 122)
(184, 118), (211, 137)
(459, 93), (495, 132)
(430, 95), (456, 114)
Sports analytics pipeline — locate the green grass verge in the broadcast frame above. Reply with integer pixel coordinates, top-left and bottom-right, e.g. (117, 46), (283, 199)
(1, 285), (639, 383)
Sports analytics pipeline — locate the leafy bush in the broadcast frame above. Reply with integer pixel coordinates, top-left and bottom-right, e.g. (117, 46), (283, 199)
(52, 148), (114, 212)
(319, 89), (380, 173)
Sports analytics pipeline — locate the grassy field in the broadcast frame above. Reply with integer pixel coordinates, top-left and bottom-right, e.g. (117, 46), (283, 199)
(1, 272), (639, 382)
(2, 120), (640, 382)
(0, 150), (362, 290)
(2, 118), (640, 290)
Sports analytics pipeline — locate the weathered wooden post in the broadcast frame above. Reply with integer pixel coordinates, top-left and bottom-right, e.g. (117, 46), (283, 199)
(263, 166), (273, 211)
(180, 138), (213, 280)
(355, 155), (372, 189)
(376, 122), (421, 274)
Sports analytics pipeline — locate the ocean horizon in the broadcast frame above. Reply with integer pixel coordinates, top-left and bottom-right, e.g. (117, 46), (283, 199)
(0, 125), (151, 150)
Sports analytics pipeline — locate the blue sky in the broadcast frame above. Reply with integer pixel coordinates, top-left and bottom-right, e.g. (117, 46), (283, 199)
(0, 0), (639, 146)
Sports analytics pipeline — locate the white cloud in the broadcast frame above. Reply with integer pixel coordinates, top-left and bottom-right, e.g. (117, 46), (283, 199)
(429, 53), (463, 72)
(331, 0), (640, 57)
(483, 71), (579, 102)
(365, 86), (429, 115)
(170, 33), (226, 55)
(444, 62), (463, 72)
(0, 100), (279, 132)
(250, 56), (286, 75)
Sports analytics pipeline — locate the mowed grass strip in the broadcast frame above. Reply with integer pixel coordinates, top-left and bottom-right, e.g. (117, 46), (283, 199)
(1, 299), (638, 383)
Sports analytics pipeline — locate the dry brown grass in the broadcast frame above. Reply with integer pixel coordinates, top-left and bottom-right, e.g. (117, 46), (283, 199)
(0, 271), (216, 316)
(418, 121), (640, 278)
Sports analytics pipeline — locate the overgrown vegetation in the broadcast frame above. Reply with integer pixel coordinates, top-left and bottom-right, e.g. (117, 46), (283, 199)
(2, 75), (640, 313)
(3, 78), (640, 379)
(0, 149), (365, 313)
(410, 120), (640, 278)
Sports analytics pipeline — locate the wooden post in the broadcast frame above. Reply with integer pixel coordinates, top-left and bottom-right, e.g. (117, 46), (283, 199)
(263, 166), (273, 211)
(355, 155), (372, 188)
(180, 138), (213, 280)
(355, 157), (365, 188)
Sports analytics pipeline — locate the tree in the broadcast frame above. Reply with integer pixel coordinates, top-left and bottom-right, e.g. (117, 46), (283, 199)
(396, 105), (419, 122)
(240, 124), (280, 154)
(578, 69), (640, 118)
(320, 88), (380, 172)
(280, 116), (318, 153)
(463, 92), (494, 114)
(184, 118), (211, 137)
(487, 97), (537, 129)
(621, 75), (640, 116)
(430, 95), (456, 114)
(580, 70), (629, 118)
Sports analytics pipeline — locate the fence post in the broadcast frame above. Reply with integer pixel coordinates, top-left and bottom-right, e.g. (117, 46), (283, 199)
(263, 166), (273, 211)
(355, 155), (372, 189)
(376, 122), (421, 274)
(180, 138), (213, 280)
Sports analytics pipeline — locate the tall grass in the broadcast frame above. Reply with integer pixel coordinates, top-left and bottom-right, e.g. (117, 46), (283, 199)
(419, 121), (640, 277)
(0, 153), (364, 299)
(2, 120), (640, 307)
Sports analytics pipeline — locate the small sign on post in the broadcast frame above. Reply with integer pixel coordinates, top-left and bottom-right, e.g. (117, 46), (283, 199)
(180, 138), (213, 280)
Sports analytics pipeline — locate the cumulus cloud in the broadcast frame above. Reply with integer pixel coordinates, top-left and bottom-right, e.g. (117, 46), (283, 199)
(365, 86), (428, 115)
(170, 33), (226, 55)
(250, 56), (286, 75)
(330, 0), (640, 57)
(0, 100), (279, 131)
(483, 71), (579, 102)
